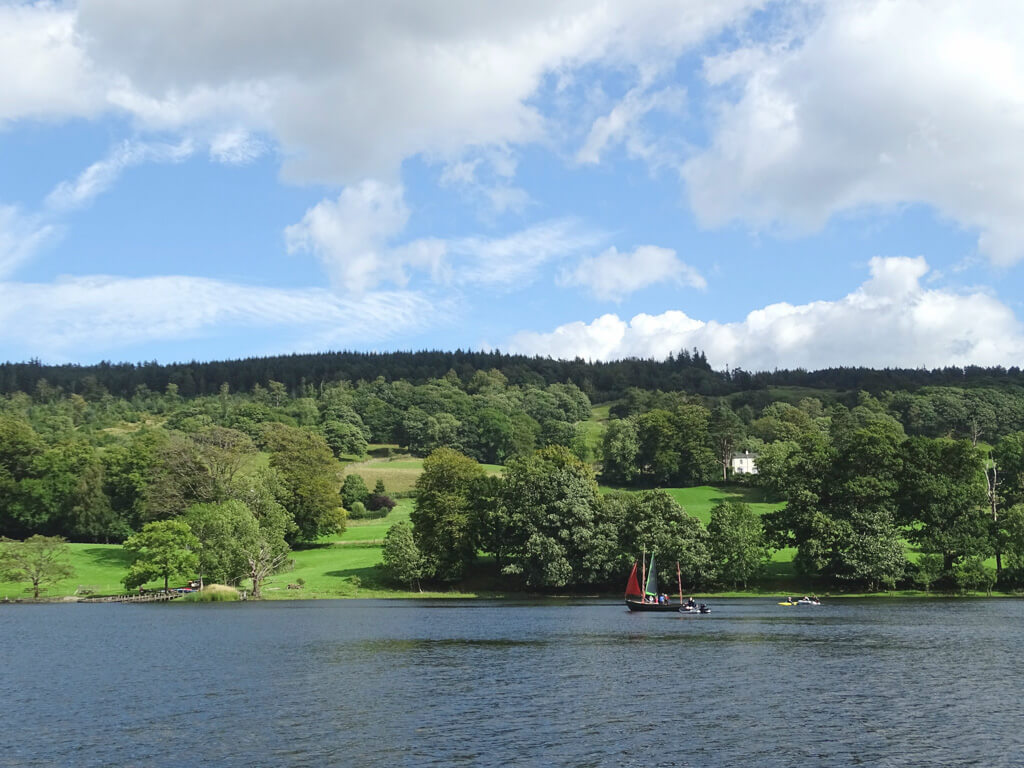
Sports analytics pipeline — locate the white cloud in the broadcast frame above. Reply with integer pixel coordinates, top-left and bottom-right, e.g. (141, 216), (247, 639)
(684, 0), (1024, 265)
(558, 245), (705, 301)
(209, 129), (266, 165)
(286, 183), (602, 292)
(63, 1), (758, 184)
(0, 3), (106, 123)
(0, 275), (439, 357)
(0, 206), (57, 279)
(512, 256), (1024, 369)
(450, 220), (604, 287)
(284, 181), (441, 293)
(576, 86), (686, 166)
(46, 139), (195, 211)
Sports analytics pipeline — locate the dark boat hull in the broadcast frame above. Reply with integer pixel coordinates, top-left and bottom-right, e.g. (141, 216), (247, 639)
(625, 599), (683, 612)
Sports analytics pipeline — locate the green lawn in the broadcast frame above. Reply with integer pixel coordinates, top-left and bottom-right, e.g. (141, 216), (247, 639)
(0, 543), (136, 600)
(338, 498), (413, 541)
(662, 485), (785, 525)
(342, 455), (503, 494)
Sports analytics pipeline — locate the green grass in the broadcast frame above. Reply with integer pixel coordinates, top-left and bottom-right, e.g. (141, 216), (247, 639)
(342, 455), (503, 495)
(339, 498), (413, 541)
(661, 485), (785, 525)
(0, 543), (136, 600)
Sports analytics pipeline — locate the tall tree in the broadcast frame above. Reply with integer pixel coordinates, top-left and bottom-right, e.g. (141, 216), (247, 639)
(123, 519), (199, 592)
(261, 424), (344, 542)
(184, 500), (253, 586)
(411, 448), (486, 581)
(709, 404), (745, 482)
(708, 501), (770, 589)
(600, 418), (640, 485)
(238, 501), (291, 599)
(493, 446), (617, 588)
(896, 437), (989, 574)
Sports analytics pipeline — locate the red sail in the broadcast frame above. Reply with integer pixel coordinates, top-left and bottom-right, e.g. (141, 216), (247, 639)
(625, 562), (644, 600)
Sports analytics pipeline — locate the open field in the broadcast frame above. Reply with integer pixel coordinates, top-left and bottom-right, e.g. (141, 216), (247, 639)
(0, 543), (135, 600)
(341, 453), (502, 494)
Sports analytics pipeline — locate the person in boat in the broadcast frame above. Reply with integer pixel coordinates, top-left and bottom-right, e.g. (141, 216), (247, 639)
(786, 596), (794, 603)
(685, 596), (697, 608)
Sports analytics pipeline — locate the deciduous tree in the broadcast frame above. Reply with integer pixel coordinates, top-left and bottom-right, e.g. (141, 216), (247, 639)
(382, 521), (422, 590)
(0, 535), (74, 598)
(708, 501), (770, 589)
(411, 448), (486, 581)
(123, 519), (198, 592)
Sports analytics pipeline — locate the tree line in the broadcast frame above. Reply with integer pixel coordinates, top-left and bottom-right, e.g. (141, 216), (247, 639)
(7, 349), (1024, 403)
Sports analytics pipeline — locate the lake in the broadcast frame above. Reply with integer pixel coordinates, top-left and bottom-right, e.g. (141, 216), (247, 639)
(2, 598), (1022, 767)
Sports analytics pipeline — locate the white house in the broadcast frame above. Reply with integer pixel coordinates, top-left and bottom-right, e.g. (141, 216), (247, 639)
(730, 450), (758, 475)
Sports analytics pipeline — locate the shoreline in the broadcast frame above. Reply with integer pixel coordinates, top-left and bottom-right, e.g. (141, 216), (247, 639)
(4, 589), (1019, 604)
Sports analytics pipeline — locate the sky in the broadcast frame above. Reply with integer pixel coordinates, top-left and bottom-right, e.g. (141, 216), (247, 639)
(3, 0), (1024, 372)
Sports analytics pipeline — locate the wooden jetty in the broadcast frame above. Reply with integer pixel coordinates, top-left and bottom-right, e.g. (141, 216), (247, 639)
(81, 591), (186, 604)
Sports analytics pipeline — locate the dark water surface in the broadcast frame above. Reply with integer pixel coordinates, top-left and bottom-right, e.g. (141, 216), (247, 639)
(3, 598), (1022, 767)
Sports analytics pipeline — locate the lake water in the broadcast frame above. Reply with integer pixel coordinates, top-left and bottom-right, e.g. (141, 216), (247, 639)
(2, 598), (1022, 767)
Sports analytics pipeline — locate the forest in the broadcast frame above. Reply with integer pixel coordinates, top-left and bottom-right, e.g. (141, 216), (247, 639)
(3, 349), (1024, 596)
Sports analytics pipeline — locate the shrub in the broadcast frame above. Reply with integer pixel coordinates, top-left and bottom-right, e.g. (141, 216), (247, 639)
(182, 584), (240, 602)
(347, 502), (388, 520)
(366, 494), (397, 512)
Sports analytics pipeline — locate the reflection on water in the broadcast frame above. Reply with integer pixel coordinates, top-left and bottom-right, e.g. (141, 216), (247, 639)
(3, 599), (1024, 767)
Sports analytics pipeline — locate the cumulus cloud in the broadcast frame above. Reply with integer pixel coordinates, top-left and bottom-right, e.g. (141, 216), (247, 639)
(558, 245), (705, 301)
(512, 256), (1024, 369)
(63, 0), (757, 183)
(286, 183), (602, 292)
(0, 275), (439, 357)
(684, 0), (1024, 265)
(0, 3), (106, 123)
(0, 206), (57, 279)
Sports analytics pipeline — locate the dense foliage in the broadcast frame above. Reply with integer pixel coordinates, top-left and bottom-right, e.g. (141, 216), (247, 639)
(4, 350), (1024, 593)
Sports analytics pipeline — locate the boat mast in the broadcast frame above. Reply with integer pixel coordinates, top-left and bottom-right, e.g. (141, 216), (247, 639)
(676, 561), (683, 605)
(641, 546), (646, 600)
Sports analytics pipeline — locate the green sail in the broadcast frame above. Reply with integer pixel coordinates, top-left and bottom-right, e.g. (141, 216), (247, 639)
(645, 556), (659, 596)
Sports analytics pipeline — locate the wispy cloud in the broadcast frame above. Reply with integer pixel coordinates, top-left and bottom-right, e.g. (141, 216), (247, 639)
(46, 139), (195, 212)
(0, 205), (57, 279)
(0, 275), (441, 358)
(287, 183), (602, 293)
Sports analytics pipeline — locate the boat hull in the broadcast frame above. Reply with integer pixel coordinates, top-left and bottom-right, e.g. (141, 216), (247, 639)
(625, 599), (683, 612)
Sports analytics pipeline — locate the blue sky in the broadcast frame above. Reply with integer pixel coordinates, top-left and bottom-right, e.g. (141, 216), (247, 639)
(2, 1), (1023, 371)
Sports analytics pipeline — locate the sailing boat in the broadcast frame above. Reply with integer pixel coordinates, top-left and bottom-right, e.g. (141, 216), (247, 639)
(624, 554), (686, 612)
